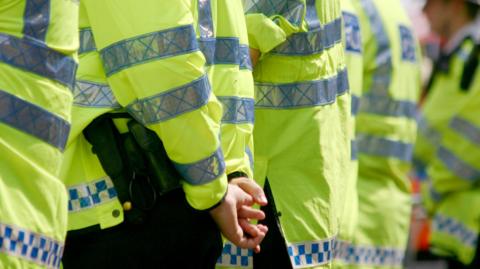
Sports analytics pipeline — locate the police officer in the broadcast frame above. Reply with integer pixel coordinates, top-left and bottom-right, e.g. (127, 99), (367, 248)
(345, 0), (421, 268)
(0, 1), (78, 268)
(415, 0), (480, 267)
(216, 1), (351, 268)
(61, 1), (267, 268)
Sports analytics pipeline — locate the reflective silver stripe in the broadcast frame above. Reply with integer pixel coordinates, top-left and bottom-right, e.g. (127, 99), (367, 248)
(217, 96), (254, 124)
(79, 28), (96, 54)
(67, 177), (118, 212)
(0, 33), (77, 88)
(342, 244), (405, 267)
(359, 94), (417, 119)
(351, 94), (360, 116)
(417, 114), (442, 146)
(437, 146), (480, 181)
(359, 0), (393, 95)
(432, 214), (478, 248)
(198, 38), (252, 70)
(271, 18), (342, 56)
(73, 80), (120, 108)
(100, 25), (198, 76)
(127, 75), (211, 125)
(244, 0), (304, 26)
(246, 146), (254, 171)
(23, 0), (50, 41)
(288, 236), (336, 268)
(450, 117), (480, 146)
(0, 222), (63, 268)
(173, 147), (226, 186)
(255, 68), (349, 108)
(0, 89), (70, 151)
(305, 0), (320, 30)
(357, 135), (413, 161)
(198, 0), (214, 39)
(216, 241), (253, 267)
(351, 139), (358, 161)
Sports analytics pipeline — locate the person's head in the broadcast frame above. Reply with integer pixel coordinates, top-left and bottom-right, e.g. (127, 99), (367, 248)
(423, 0), (479, 38)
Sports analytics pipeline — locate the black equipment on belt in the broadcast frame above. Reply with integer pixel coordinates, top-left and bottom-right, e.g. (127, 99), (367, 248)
(83, 113), (181, 224)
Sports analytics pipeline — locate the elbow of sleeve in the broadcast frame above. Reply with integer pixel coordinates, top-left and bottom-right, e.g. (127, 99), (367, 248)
(245, 14), (287, 54)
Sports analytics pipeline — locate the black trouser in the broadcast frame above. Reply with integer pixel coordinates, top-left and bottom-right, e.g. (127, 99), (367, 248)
(62, 189), (222, 269)
(253, 179), (293, 269)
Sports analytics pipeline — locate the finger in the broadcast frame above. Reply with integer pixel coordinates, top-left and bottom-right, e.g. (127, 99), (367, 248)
(236, 229), (266, 250)
(239, 218), (261, 238)
(231, 184), (254, 207)
(254, 245), (261, 254)
(230, 177), (268, 206)
(238, 205), (266, 220)
(257, 224), (269, 234)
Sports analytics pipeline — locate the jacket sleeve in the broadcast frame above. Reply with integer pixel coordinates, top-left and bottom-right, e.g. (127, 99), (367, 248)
(82, 0), (227, 210)
(243, 1), (307, 53)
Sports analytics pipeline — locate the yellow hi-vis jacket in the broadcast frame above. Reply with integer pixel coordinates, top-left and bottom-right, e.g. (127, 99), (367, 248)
(414, 21), (480, 265)
(62, 0), (239, 233)
(334, 0), (364, 267)
(227, 0), (351, 268)
(0, 1), (78, 268)
(348, 0), (421, 268)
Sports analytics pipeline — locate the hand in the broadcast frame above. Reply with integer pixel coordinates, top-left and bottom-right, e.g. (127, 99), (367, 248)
(210, 184), (268, 253)
(229, 176), (268, 207)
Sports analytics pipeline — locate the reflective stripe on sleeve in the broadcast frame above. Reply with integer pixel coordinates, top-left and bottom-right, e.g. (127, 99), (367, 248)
(244, 0), (304, 26)
(173, 147), (226, 186)
(432, 214), (478, 248)
(218, 96), (254, 124)
(79, 28), (96, 55)
(73, 80), (119, 108)
(0, 89), (70, 151)
(357, 135), (413, 161)
(23, 0), (50, 41)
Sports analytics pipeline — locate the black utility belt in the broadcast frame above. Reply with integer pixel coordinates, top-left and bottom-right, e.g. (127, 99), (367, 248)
(83, 113), (182, 225)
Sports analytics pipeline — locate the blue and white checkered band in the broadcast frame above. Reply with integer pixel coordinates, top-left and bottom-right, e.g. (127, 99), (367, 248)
(127, 75), (211, 125)
(270, 18), (342, 56)
(79, 28), (96, 55)
(342, 11), (362, 54)
(255, 68), (349, 109)
(217, 96), (254, 124)
(399, 25), (417, 62)
(216, 242), (253, 267)
(73, 80), (120, 108)
(0, 89), (70, 151)
(288, 237), (336, 268)
(244, 0), (304, 26)
(100, 25), (198, 76)
(174, 147), (226, 186)
(23, 0), (50, 41)
(0, 222), (64, 268)
(437, 146), (480, 181)
(68, 177), (118, 212)
(356, 135), (413, 161)
(432, 214), (478, 248)
(198, 39), (253, 70)
(333, 239), (351, 262)
(0, 33), (77, 89)
(359, 94), (417, 119)
(360, 0), (392, 95)
(341, 244), (405, 267)
(450, 117), (480, 146)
